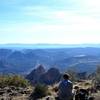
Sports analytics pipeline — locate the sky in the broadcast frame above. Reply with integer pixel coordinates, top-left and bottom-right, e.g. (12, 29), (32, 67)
(0, 0), (100, 44)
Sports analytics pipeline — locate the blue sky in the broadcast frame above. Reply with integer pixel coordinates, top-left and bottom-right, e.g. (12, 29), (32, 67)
(0, 0), (100, 44)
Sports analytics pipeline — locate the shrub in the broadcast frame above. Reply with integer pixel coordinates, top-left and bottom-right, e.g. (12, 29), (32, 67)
(0, 75), (30, 88)
(30, 84), (48, 100)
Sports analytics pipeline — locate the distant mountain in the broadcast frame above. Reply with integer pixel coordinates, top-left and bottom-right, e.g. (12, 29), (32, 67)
(55, 55), (100, 72)
(0, 44), (100, 49)
(0, 47), (99, 74)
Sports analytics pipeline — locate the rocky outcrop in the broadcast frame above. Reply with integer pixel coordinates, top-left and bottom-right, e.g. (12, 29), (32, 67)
(26, 66), (61, 85)
(26, 64), (46, 84)
(40, 68), (61, 85)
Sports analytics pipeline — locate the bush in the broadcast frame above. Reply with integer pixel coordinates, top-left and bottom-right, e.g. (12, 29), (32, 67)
(30, 84), (48, 100)
(0, 75), (30, 88)
(8, 75), (29, 87)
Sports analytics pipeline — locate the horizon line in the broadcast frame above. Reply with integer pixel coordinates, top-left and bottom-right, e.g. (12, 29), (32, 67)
(0, 43), (100, 45)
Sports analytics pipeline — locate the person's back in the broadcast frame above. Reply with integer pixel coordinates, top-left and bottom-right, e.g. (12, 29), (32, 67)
(58, 73), (73, 100)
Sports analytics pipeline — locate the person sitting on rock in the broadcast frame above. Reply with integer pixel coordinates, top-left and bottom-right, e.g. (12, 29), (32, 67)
(73, 86), (80, 100)
(75, 88), (89, 100)
(57, 73), (73, 100)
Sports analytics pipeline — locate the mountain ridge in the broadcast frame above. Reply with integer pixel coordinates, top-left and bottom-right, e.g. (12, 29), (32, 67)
(0, 47), (99, 74)
(0, 44), (100, 49)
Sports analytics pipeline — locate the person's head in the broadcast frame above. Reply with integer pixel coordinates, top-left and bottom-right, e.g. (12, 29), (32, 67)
(63, 73), (70, 80)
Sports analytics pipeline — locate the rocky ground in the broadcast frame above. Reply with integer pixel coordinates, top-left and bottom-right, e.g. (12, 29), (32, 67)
(0, 86), (32, 100)
(40, 80), (100, 100)
(0, 80), (100, 100)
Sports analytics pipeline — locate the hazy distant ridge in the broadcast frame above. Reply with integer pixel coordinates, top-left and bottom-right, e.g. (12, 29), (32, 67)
(0, 44), (100, 49)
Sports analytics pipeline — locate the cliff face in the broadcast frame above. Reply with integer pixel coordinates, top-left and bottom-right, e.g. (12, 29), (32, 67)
(39, 68), (61, 85)
(26, 66), (61, 85)
(26, 65), (46, 84)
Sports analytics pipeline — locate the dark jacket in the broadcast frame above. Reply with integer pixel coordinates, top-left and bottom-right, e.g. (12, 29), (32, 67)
(58, 80), (73, 100)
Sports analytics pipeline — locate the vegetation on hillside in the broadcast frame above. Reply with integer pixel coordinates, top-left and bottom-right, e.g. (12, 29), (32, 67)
(30, 84), (48, 100)
(0, 75), (30, 88)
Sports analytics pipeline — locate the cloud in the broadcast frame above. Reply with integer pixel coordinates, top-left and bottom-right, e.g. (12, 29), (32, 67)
(22, 4), (100, 32)
(0, 0), (100, 44)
